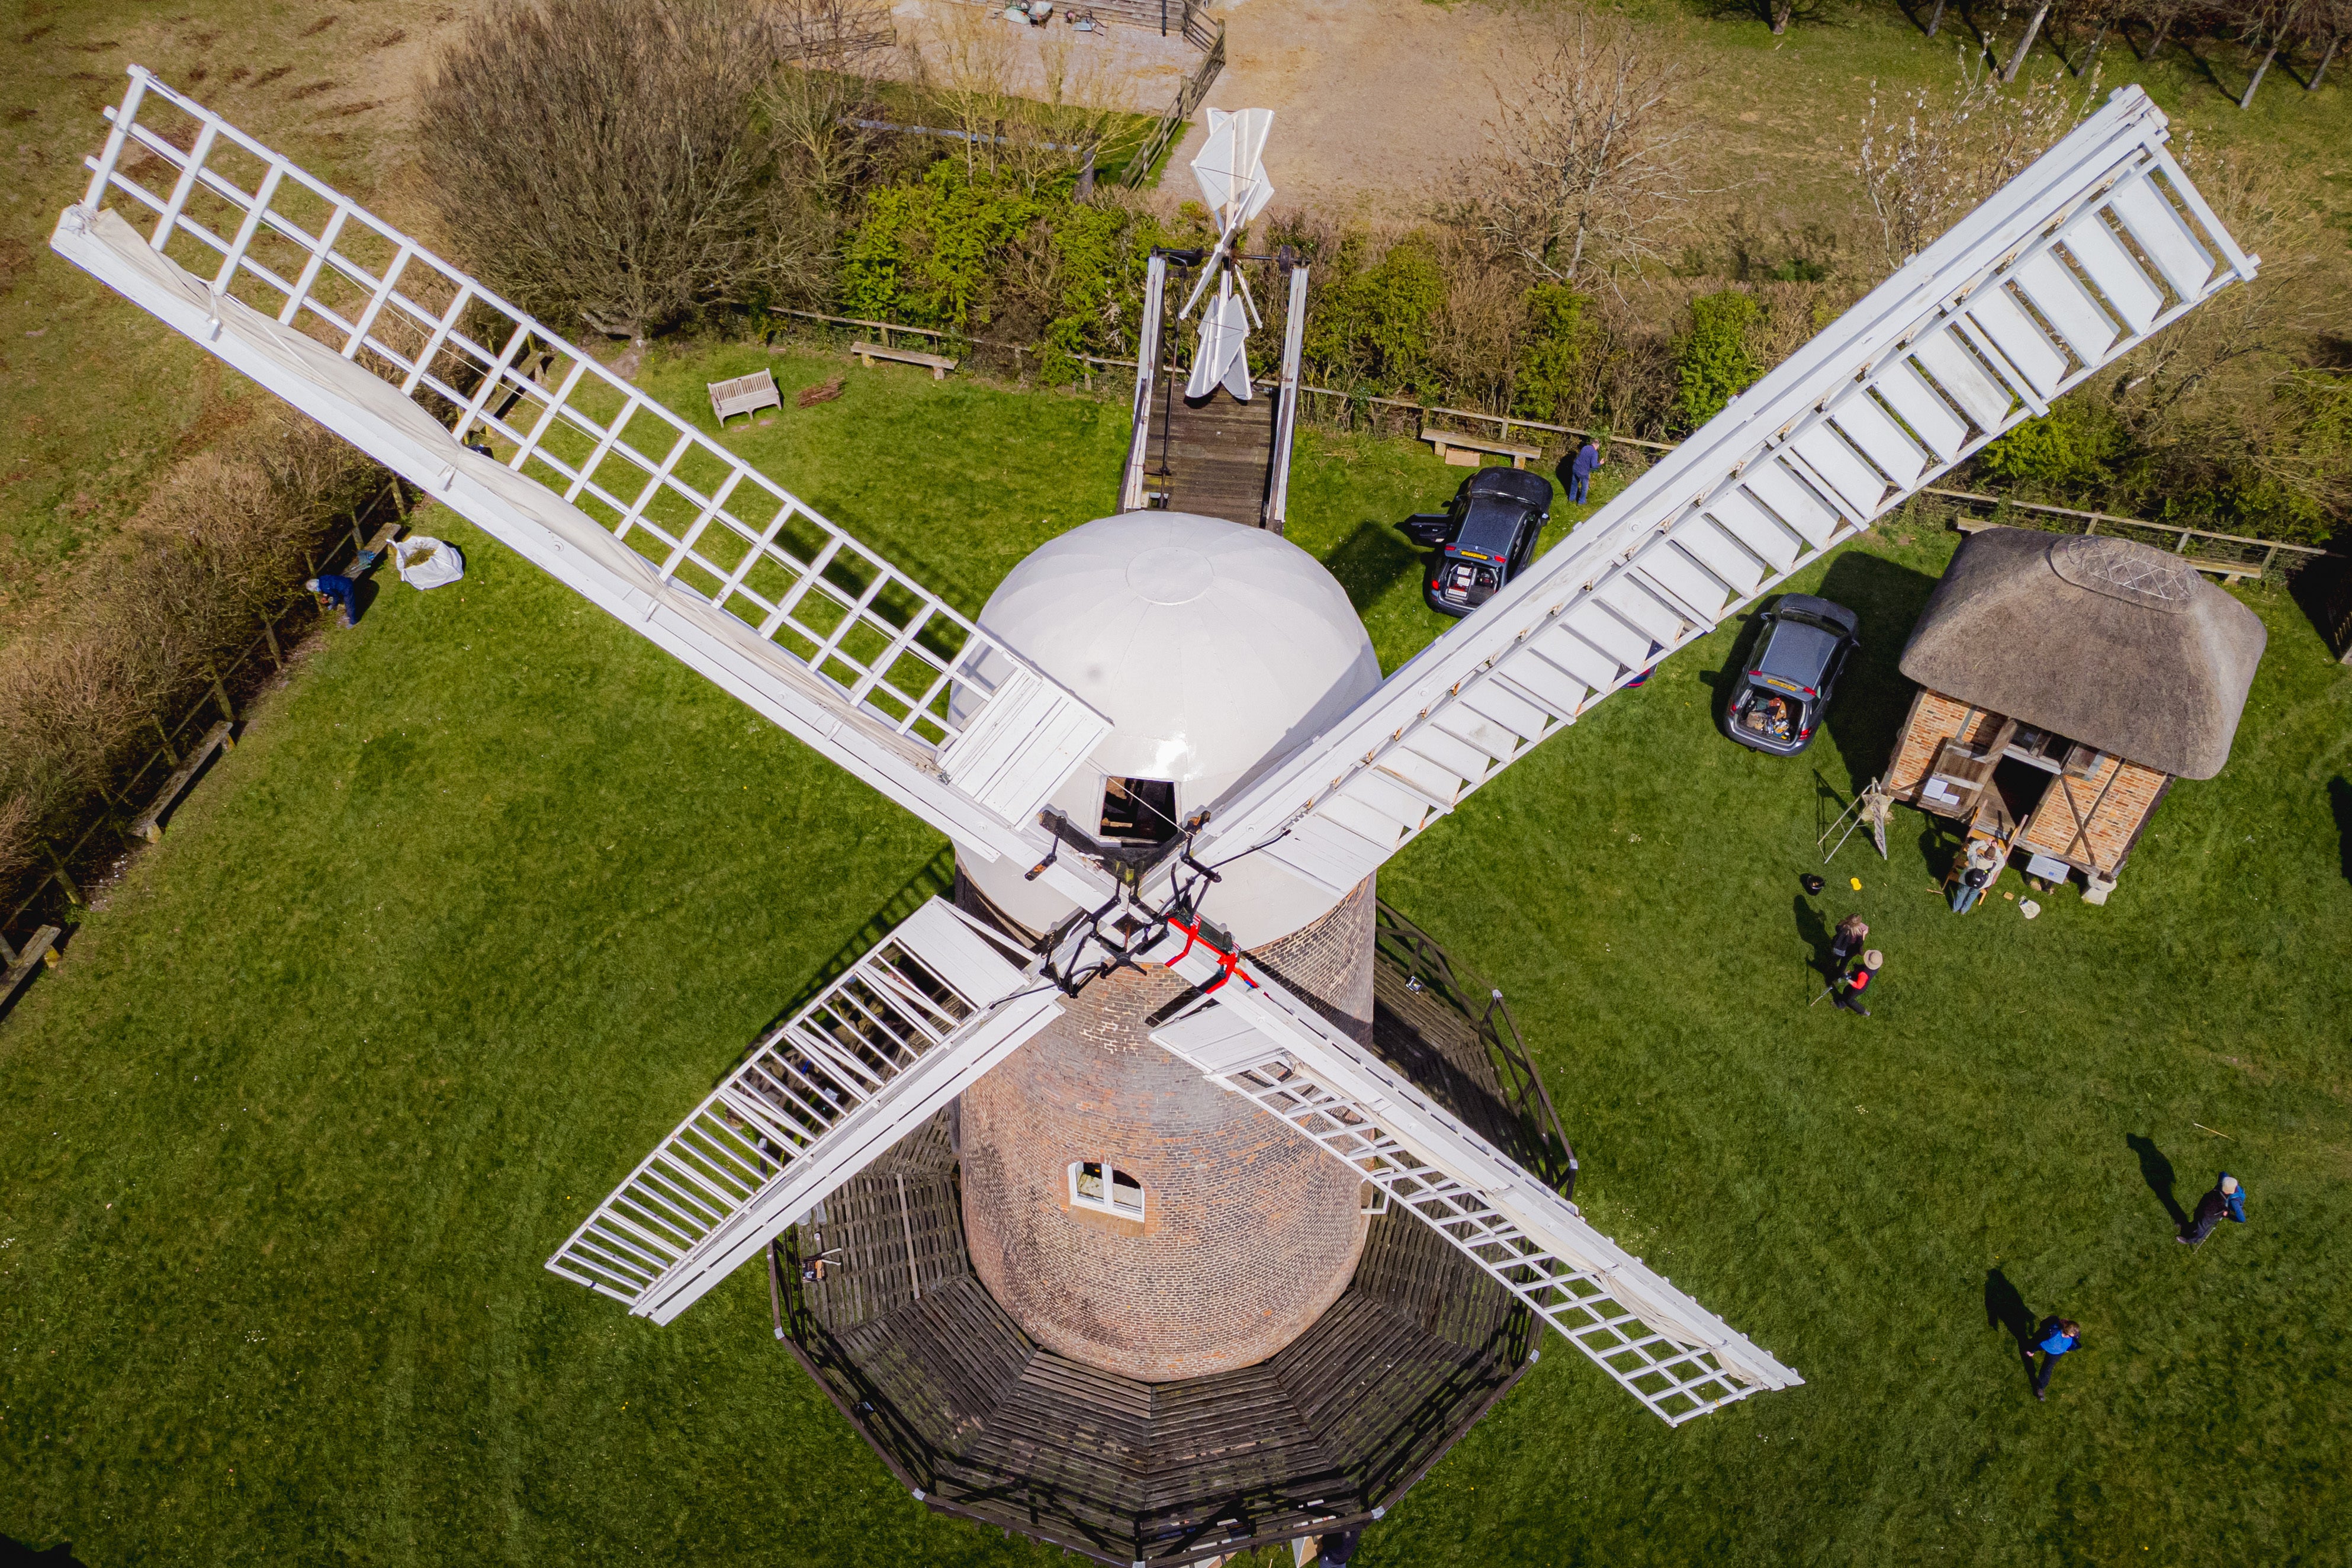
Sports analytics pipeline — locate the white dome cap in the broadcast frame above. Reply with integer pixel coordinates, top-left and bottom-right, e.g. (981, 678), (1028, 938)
(960, 511), (1380, 946)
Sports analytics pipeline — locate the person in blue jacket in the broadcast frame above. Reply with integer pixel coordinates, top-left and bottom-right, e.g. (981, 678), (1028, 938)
(306, 574), (358, 628)
(1567, 438), (1604, 505)
(2179, 1172), (2247, 1245)
(2030, 1316), (2080, 1402)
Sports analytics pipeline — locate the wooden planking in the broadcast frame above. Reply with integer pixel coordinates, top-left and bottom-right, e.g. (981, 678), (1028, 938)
(1149, 385), (1276, 527)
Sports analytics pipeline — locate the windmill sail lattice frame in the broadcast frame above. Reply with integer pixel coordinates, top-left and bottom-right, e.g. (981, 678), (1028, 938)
(50, 67), (1116, 904)
(1167, 85), (2254, 902)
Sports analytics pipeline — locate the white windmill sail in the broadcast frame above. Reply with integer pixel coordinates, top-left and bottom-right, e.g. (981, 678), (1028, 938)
(50, 69), (1119, 909)
(1148, 946), (1799, 1425)
(1165, 84), (2254, 901)
(1185, 289), (1255, 401)
(548, 898), (1062, 1323)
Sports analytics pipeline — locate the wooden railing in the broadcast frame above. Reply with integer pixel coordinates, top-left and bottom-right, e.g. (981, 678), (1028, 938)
(1123, 17), (1225, 185)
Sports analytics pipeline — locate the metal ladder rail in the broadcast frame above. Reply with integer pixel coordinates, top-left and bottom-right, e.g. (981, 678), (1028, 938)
(1120, 253), (1169, 512)
(1207, 113), (2253, 898)
(75, 68), (1071, 763)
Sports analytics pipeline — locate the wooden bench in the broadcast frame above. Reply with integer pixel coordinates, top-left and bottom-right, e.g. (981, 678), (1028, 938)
(130, 718), (236, 843)
(851, 341), (957, 380)
(1950, 516), (2264, 580)
(351, 514), (403, 574)
(1418, 428), (1541, 470)
(708, 369), (782, 426)
(1, 924), (60, 1011)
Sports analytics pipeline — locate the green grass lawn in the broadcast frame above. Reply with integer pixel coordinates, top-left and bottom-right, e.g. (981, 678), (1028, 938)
(2, 346), (2349, 1566)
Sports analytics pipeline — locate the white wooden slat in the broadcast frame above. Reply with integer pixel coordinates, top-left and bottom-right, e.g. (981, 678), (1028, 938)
(1454, 677), (1554, 742)
(1528, 621), (1624, 690)
(1263, 812), (1390, 894)
(2062, 211), (2164, 334)
(1666, 513), (1768, 594)
(2010, 250), (2118, 363)
(1316, 789), (1415, 852)
(1342, 768), (1442, 833)
(1786, 429), (1885, 518)
(1870, 360), (1972, 462)
(1428, 702), (1527, 763)
(2107, 176), (2215, 301)
(1702, 489), (1802, 571)
(1829, 393), (1928, 489)
(1746, 461), (1849, 543)
(1490, 648), (1589, 716)
(1965, 286), (2070, 398)
(1634, 542), (1732, 620)
(1375, 745), (1473, 807)
(1595, 574), (1684, 649)
(1393, 725), (1498, 786)
(1558, 600), (1651, 671)
(1910, 329), (2016, 430)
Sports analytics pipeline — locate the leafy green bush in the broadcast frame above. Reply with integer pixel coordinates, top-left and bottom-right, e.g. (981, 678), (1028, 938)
(1978, 396), (2122, 494)
(839, 162), (1047, 332)
(1304, 232), (1447, 401)
(1673, 290), (1761, 430)
(1512, 283), (1588, 423)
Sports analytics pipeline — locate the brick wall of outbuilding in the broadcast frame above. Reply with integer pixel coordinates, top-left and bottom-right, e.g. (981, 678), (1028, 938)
(956, 879), (1376, 1382)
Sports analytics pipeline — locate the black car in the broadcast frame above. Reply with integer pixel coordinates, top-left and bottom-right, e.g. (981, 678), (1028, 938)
(1721, 594), (1861, 756)
(1399, 468), (1553, 618)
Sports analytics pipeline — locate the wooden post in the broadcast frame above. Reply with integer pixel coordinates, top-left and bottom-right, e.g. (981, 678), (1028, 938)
(153, 715), (179, 767)
(207, 661), (236, 723)
(1926, 0), (1948, 34)
(2004, 0), (2055, 78)
(262, 611), (283, 670)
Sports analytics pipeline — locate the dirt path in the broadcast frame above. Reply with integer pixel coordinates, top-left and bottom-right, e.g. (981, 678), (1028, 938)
(1170, 0), (1533, 218)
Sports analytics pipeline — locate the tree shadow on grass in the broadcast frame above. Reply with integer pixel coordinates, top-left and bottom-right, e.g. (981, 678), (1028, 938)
(2128, 1133), (2189, 1230)
(1984, 1268), (2039, 1389)
(1, 1538), (91, 1568)
(1322, 518), (1426, 615)
(1814, 551), (1942, 800)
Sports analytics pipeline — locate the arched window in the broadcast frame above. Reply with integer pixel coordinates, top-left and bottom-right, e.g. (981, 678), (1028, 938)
(1069, 1159), (1146, 1219)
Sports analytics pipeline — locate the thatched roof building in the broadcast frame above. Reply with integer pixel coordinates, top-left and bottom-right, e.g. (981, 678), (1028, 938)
(1885, 527), (2267, 902)
(1898, 528), (2266, 780)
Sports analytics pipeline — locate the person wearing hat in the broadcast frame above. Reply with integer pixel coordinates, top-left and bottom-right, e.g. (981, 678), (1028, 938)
(2029, 1316), (2080, 1402)
(306, 573), (358, 628)
(2179, 1173), (2247, 1245)
(1832, 949), (1882, 1016)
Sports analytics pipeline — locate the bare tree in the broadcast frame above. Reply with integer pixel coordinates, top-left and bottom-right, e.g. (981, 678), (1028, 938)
(1461, 16), (1699, 293)
(903, 9), (1117, 192)
(1852, 54), (2094, 270)
(2235, 0), (2306, 105)
(766, 0), (896, 203)
(2308, 0), (2352, 84)
(420, 0), (828, 350)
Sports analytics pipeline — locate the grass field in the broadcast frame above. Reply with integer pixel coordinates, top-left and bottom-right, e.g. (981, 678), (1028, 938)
(3, 344), (2349, 1566)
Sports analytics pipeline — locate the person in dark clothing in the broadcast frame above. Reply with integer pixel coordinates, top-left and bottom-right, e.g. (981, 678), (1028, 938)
(1567, 438), (1604, 505)
(1829, 915), (1868, 975)
(1316, 1528), (1363, 1566)
(306, 573), (358, 628)
(2030, 1316), (2080, 1401)
(1832, 949), (1881, 1016)
(2178, 1173), (2247, 1245)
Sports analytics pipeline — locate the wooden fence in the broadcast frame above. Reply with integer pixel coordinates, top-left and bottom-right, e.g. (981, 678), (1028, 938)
(764, 306), (2335, 583)
(1123, 16), (1225, 184)
(0, 479), (411, 1008)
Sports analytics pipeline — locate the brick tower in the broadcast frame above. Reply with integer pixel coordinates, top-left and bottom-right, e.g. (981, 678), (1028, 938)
(951, 512), (1386, 1380)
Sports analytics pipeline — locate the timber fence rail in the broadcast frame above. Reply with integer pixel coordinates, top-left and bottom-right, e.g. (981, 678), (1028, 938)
(0, 477), (411, 1004)
(767, 308), (2336, 583)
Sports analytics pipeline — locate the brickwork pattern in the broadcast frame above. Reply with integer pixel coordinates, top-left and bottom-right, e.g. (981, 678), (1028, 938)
(1888, 689), (2007, 801)
(957, 879), (1376, 1382)
(2017, 756), (2164, 875)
